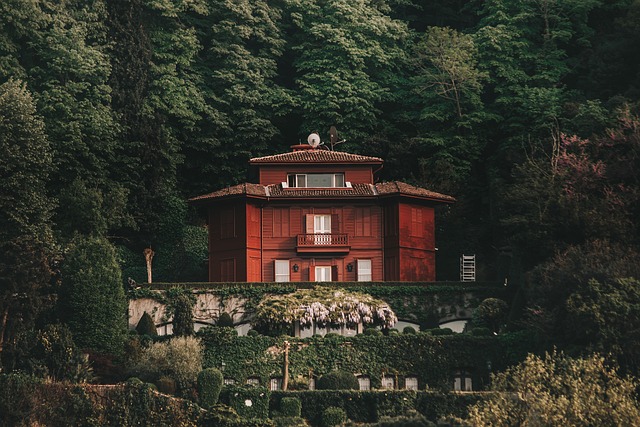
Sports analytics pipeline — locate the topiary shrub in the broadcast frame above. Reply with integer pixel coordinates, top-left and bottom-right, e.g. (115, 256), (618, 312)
(363, 328), (383, 336)
(403, 326), (417, 335)
(218, 312), (234, 327)
(316, 371), (359, 390)
(388, 329), (400, 335)
(136, 312), (157, 336)
(281, 397), (302, 417)
(198, 368), (224, 408)
(156, 376), (177, 395)
(322, 406), (346, 427)
(247, 329), (259, 337)
(172, 293), (195, 337)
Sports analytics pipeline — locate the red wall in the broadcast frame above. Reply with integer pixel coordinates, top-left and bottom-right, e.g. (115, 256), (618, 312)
(207, 199), (438, 282)
(259, 165), (374, 186)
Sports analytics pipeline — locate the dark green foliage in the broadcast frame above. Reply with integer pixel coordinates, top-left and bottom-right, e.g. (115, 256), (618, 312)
(322, 406), (346, 427)
(273, 416), (308, 427)
(373, 413), (436, 427)
(470, 328), (491, 337)
(222, 386), (271, 419)
(429, 328), (453, 336)
(136, 312), (157, 336)
(364, 328), (383, 337)
(22, 324), (94, 382)
(0, 373), (42, 426)
(59, 235), (127, 355)
(280, 397), (302, 417)
(218, 312), (234, 327)
(156, 376), (177, 395)
(403, 327), (417, 335)
(473, 299), (508, 334)
(0, 79), (54, 371)
(316, 371), (359, 391)
(247, 329), (260, 337)
(172, 293), (195, 337)
(198, 368), (224, 408)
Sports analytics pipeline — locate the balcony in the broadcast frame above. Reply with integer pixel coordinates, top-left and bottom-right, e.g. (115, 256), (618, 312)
(296, 233), (350, 253)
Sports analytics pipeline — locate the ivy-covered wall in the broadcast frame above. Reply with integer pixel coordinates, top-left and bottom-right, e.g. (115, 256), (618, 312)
(200, 328), (533, 392)
(128, 281), (506, 330)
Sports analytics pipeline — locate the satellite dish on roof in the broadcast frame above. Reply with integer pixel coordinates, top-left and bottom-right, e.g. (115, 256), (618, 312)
(330, 126), (338, 145)
(307, 133), (321, 148)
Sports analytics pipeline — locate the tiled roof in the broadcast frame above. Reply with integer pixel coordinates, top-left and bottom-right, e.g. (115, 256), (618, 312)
(190, 181), (455, 203)
(375, 181), (455, 202)
(189, 183), (266, 202)
(267, 183), (376, 198)
(250, 150), (383, 164)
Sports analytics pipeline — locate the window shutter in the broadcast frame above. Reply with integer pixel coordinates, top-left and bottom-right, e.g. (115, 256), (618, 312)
(331, 214), (339, 233)
(309, 266), (315, 281)
(331, 265), (339, 282)
(306, 214), (314, 234)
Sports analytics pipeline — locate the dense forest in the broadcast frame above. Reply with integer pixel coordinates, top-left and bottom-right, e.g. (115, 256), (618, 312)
(1, 0), (640, 389)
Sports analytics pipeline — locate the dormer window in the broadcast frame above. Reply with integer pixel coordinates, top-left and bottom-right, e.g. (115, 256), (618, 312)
(287, 173), (345, 188)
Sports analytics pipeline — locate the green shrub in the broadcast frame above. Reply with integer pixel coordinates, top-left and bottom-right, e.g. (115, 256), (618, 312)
(59, 235), (128, 355)
(373, 413), (436, 426)
(218, 312), (234, 327)
(322, 406), (346, 427)
(198, 368), (224, 408)
(156, 376), (177, 394)
(172, 293), (195, 337)
(247, 329), (259, 337)
(403, 326), (417, 335)
(281, 397), (302, 417)
(317, 371), (359, 390)
(388, 329), (400, 335)
(273, 416), (309, 427)
(470, 327), (491, 336)
(224, 386), (271, 419)
(128, 336), (203, 396)
(364, 328), (383, 336)
(430, 328), (453, 336)
(136, 312), (157, 336)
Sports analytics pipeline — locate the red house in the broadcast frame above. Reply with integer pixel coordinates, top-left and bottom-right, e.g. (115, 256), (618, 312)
(190, 142), (454, 282)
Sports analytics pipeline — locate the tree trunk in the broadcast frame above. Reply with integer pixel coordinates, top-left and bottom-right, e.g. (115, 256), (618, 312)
(283, 340), (290, 391)
(144, 248), (155, 283)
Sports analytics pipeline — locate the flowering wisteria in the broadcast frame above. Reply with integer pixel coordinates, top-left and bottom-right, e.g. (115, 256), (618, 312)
(253, 287), (397, 331)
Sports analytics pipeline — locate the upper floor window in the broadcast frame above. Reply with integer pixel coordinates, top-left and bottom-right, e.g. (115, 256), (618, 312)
(288, 173), (345, 188)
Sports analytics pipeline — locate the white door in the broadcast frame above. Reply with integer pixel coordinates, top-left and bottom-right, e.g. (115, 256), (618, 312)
(314, 214), (331, 244)
(315, 266), (332, 282)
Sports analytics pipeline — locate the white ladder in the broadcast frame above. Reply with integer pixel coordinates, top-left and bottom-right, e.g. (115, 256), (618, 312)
(460, 254), (476, 282)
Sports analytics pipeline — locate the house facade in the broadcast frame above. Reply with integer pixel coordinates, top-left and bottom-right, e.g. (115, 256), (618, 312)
(190, 142), (454, 282)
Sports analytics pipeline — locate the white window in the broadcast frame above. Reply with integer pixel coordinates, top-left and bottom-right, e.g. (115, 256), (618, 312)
(275, 260), (290, 282)
(288, 173), (345, 188)
(246, 377), (260, 386)
(405, 377), (418, 390)
(453, 370), (473, 391)
(224, 378), (235, 385)
(357, 259), (372, 281)
(358, 376), (370, 391)
(270, 377), (282, 391)
(313, 214), (332, 245)
(315, 266), (332, 282)
(382, 375), (395, 390)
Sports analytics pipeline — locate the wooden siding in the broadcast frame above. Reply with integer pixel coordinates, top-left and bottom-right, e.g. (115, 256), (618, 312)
(258, 165), (374, 186)
(207, 198), (438, 282)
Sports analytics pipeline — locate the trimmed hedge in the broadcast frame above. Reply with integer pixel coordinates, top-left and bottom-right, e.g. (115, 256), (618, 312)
(316, 371), (359, 390)
(281, 397), (302, 417)
(270, 391), (491, 426)
(322, 407), (346, 427)
(221, 386), (271, 419)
